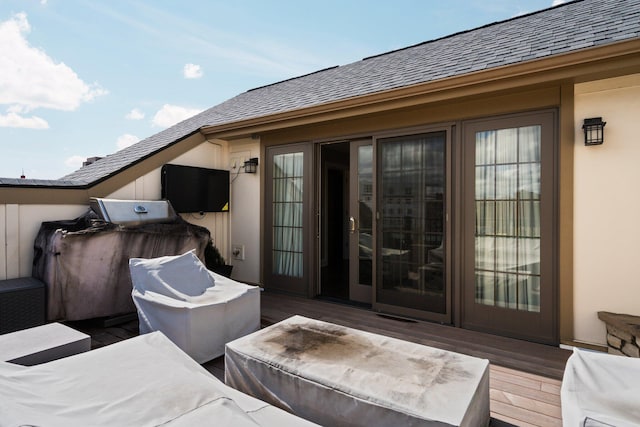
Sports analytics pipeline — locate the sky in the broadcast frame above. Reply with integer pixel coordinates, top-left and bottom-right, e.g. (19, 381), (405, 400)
(0, 0), (566, 180)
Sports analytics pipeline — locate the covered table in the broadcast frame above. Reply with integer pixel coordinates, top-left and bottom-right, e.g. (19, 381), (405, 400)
(0, 331), (317, 426)
(225, 315), (490, 427)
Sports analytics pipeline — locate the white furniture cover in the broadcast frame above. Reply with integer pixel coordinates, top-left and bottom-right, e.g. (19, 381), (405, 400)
(226, 315), (490, 427)
(561, 348), (640, 426)
(33, 213), (210, 321)
(130, 250), (260, 363)
(0, 322), (90, 365)
(0, 331), (317, 426)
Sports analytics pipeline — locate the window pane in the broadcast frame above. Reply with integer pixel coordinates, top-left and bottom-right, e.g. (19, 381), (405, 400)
(495, 237), (517, 272)
(518, 201), (540, 238)
(476, 201), (495, 236)
(518, 238), (540, 275)
(476, 166), (495, 200)
(272, 152), (304, 278)
(358, 145), (372, 174)
(519, 163), (541, 200)
(476, 131), (495, 166)
(495, 165), (517, 199)
(518, 275), (540, 312)
(495, 273), (517, 309)
(475, 124), (542, 312)
(475, 236), (494, 270)
(495, 201), (516, 236)
(519, 126), (541, 163)
(475, 271), (494, 306)
(496, 128), (518, 164)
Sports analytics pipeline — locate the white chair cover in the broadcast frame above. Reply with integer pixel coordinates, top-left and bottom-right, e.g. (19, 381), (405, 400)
(130, 250), (260, 363)
(561, 348), (640, 426)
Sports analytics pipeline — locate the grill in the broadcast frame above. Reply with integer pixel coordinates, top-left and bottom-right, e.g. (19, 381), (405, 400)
(33, 199), (211, 321)
(89, 198), (177, 226)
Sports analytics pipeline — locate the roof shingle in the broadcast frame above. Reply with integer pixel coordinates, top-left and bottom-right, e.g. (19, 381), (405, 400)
(10, 0), (638, 187)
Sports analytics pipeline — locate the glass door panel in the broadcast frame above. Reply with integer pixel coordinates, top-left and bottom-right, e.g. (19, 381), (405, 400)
(463, 111), (557, 345)
(474, 126), (541, 312)
(349, 140), (373, 303)
(375, 131), (448, 319)
(272, 152), (305, 278)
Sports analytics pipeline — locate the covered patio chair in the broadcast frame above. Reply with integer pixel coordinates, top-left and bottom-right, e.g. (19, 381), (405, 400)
(129, 250), (260, 363)
(561, 347), (640, 426)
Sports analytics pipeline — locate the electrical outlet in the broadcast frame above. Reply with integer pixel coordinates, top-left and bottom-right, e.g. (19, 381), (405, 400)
(232, 244), (245, 260)
(229, 157), (240, 171)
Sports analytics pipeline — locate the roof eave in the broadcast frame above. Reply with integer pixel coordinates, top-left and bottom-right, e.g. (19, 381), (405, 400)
(202, 38), (640, 140)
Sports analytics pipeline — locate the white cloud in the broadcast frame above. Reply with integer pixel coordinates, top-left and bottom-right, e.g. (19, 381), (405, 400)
(0, 111), (48, 129)
(125, 108), (144, 120)
(183, 63), (203, 79)
(0, 13), (107, 128)
(64, 155), (86, 169)
(151, 104), (202, 128)
(116, 133), (140, 150)
(552, 0), (566, 5)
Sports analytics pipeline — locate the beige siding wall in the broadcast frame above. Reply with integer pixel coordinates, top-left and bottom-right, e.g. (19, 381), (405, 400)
(0, 204), (87, 279)
(228, 138), (261, 285)
(573, 73), (640, 345)
(0, 139), (233, 281)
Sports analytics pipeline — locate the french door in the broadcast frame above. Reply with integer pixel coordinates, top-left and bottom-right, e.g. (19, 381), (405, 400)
(462, 111), (557, 344)
(317, 140), (373, 304)
(263, 112), (556, 344)
(263, 143), (314, 295)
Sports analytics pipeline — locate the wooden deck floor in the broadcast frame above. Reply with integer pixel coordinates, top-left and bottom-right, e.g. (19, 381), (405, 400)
(69, 291), (570, 427)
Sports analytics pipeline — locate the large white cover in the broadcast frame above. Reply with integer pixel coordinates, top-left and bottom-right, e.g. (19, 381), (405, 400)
(0, 332), (317, 426)
(130, 250), (260, 363)
(226, 315), (490, 427)
(561, 348), (640, 426)
(33, 213), (211, 321)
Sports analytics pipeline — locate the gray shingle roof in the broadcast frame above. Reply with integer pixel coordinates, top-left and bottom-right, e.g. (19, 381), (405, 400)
(8, 0), (639, 188)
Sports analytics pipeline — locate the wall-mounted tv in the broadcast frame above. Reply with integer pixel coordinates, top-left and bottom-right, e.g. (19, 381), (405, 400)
(161, 164), (229, 213)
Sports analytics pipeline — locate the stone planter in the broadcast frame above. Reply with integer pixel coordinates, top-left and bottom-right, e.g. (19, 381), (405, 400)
(597, 311), (640, 357)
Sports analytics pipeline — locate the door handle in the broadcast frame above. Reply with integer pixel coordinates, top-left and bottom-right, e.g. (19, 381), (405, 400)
(349, 216), (357, 233)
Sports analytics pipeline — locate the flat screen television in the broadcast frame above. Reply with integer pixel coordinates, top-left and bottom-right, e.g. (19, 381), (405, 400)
(161, 164), (229, 213)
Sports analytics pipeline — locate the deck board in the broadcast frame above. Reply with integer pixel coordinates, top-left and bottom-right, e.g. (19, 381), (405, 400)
(69, 290), (569, 427)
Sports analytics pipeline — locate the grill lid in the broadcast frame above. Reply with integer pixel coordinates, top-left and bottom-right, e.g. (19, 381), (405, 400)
(90, 198), (177, 226)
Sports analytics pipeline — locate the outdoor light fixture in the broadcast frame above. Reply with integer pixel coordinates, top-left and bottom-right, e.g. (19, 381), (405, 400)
(582, 117), (606, 146)
(243, 157), (259, 174)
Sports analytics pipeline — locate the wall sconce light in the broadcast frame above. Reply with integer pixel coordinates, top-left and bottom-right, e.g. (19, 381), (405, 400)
(582, 117), (606, 146)
(243, 157), (259, 174)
